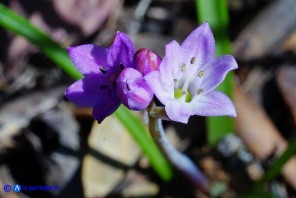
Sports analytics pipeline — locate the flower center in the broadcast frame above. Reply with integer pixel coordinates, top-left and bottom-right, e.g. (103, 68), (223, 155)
(174, 88), (192, 102)
(173, 57), (205, 102)
(98, 63), (126, 96)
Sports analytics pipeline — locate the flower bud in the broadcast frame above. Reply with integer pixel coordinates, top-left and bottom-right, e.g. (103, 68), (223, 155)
(133, 48), (161, 76)
(117, 68), (153, 110)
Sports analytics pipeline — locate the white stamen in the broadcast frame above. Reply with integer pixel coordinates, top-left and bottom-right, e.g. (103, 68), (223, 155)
(173, 79), (179, 88)
(181, 76), (190, 93)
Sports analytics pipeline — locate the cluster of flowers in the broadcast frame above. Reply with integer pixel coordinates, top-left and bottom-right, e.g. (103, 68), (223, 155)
(65, 23), (238, 124)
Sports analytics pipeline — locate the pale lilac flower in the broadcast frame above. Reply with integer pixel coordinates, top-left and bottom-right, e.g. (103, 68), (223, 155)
(65, 32), (135, 123)
(116, 49), (161, 110)
(145, 23), (238, 123)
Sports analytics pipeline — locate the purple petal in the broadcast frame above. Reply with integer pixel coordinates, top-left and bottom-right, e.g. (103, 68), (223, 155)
(68, 44), (108, 75)
(192, 91), (236, 117)
(160, 40), (183, 84)
(108, 32), (135, 70)
(65, 74), (110, 107)
(144, 71), (172, 104)
(134, 48), (161, 76)
(200, 55), (238, 94)
(92, 97), (121, 123)
(165, 98), (193, 123)
(181, 22), (215, 66)
(117, 68), (153, 110)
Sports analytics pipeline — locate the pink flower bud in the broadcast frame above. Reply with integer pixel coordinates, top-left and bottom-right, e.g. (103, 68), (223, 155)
(133, 48), (161, 76)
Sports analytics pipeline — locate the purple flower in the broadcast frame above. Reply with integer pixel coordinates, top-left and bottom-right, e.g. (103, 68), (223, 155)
(65, 32), (135, 123)
(145, 23), (238, 123)
(116, 49), (161, 110)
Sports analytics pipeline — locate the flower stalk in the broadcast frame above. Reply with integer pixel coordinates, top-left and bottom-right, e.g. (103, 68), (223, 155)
(148, 106), (209, 194)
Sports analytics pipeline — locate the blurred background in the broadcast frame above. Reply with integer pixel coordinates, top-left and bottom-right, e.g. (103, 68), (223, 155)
(1, 0), (296, 197)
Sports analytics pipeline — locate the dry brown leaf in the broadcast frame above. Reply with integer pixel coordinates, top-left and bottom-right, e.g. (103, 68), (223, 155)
(276, 66), (296, 122)
(233, 0), (296, 60)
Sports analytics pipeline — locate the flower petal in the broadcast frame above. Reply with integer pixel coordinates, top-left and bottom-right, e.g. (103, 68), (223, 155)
(144, 71), (172, 104)
(192, 91), (236, 117)
(117, 68), (153, 110)
(65, 74), (110, 107)
(181, 22), (215, 66)
(160, 40), (183, 85)
(201, 55), (238, 94)
(165, 99), (193, 123)
(68, 44), (108, 75)
(108, 32), (135, 70)
(92, 97), (121, 123)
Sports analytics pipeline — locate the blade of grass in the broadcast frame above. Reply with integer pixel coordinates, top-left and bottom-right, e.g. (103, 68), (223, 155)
(0, 3), (82, 80)
(249, 138), (296, 196)
(195, 0), (234, 146)
(0, 3), (172, 181)
(257, 137), (296, 186)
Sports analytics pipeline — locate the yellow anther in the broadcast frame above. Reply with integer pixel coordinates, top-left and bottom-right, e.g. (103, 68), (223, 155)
(181, 63), (186, 72)
(198, 70), (205, 77)
(190, 57), (196, 64)
(197, 88), (204, 95)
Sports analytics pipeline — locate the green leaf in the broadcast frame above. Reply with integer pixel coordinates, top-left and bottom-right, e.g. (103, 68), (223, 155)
(195, 0), (234, 146)
(0, 3), (172, 181)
